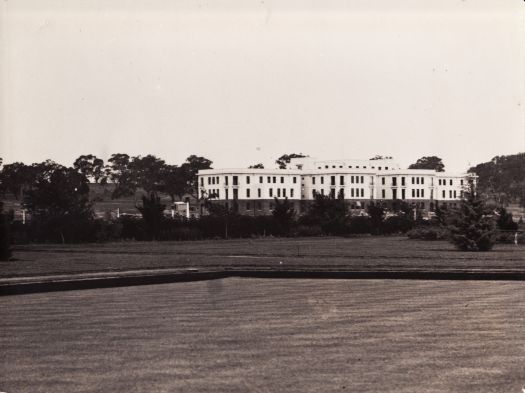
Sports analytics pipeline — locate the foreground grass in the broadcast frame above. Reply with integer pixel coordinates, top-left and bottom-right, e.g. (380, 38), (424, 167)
(1, 278), (524, 393)
(3, 237), (525, 278)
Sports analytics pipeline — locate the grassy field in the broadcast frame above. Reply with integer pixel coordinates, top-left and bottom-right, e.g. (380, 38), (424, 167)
(1, 278), (524, 393)
(3, 236), (525, 278)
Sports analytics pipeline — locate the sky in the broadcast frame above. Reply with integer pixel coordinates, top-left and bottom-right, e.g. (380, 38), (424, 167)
(1, 0), (524, 173)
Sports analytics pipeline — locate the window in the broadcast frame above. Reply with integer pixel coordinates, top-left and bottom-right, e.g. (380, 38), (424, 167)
(291, 189), (294, 198)
(312, 177), (316, 185)
(225, 189), (229, 200)
(258, 188), (261, 198)
(273, 176), (276, 183)
(450, 179), (453, 186)
(331, 176), (336, 186)
(225, 176), (229, 185)
(340, 176), (344, 185)
(283, 189), (287, 198)
(460, 179), (464, 186)
(216, 176), (219, 184)
(378, 167), (382, 170)
(339, 189), (344, 198)
(325, 165), (329, 169)
(330, 189), (335, 198)
(208, 177), (211, 185)
(412, 189), (415, 198)
(385, 166), (389, 170)
(392, 177), (397, 186)
(200, 178), (204, 186)
(233, 176), (238, 185)
(246, 176), (250, 184)
(351, 176), (354, 183)
(246, 189), (250, 198)
(361, 188), (364, 197)
(438, 179), (441, 186)
(416, 177), (420, 185)
(416, 189), (420, 198)
(277, 188), (281, 197)
(382, 189), (386, 198)
(280, 176), (284, 184)
(421, 177), (424, 185)
(321, 189), (325, 195)
(259, 176), (263, 183)
(421, 189), (424, 198)
(361, 176), (364, 183)
(216, 190), (220, 199)
(312, 190), (316, 198)
(293, 177), (297, 184)
(321, 177), (324, 184)
(212, 177), (215, 185)
(267, 176), (271, 183)
(382, 177), (385, 185)
(449, 190), (453, 198)
(233, 189), (238, 199)
(402, 189), (406, 199)
(269, 188), (273, 197)
(442, 190), (445, 198)
(454, 190), (457, 198)
(356, 166), (360, 169)
(351, 188), (355, 197)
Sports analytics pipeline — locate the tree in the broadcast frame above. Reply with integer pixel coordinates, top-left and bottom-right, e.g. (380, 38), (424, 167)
(367, 202), (385, 234)
(272, 197), (295, 235)
(369, 155), (393, 160)
(136, 192), (166, 240)
(249, 163), (264, 169)
(73, 155), (106, 184)
(23, 165), (93, 243)
(130, 155), (166, 195)
(159, 164), (187, 202)
(303, 191), (348, 235)
(107, 153), (137, 199)
(0, 162), (34, 199)
(447, 191), (497, 251)
(276, 153), (307, 169)
(0, 201), (12, 261)
(495, 207), (518, 231)
(409, 156), (445, 172)
(180, 155), (213, 196)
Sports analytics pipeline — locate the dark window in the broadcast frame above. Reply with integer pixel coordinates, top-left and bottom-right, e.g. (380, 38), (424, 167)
(401, 177), (405, 186)
(351, 188), (355, 197)
(283, 189), (287, 198)
(267, 176), (271, 183)
(200, 178), (204, 186)
(450, 179), (453, 186)
(233, 176), (238, 186)
(280, 176), (284, 183)
(291, 189), (294, 198)
(259, 176), (263, 183)
(402, 189), (406, 199)
(321, 177), (324, 184)
(225, 189), (229, 200)
(233, 189), (238, 199)
(208, 177), (211, 185)
(382, 189), (385, 198)
(421, 177), (424, 185)
(269, 188), (273, 197)
(382, 177), (385, 185)
(331, 176), (336, 186)
(351, 176), (354, 183)
(340, 176), (344, 185)
(258, 188), (261, 198)
(273, 176), (276, 183)
(246, 189), (250, 198)
(277, 188), (281, 198)
(361, 176), (364, 183)
(293, 177), (297, 184)
(312, 177), (316, 185)
(330, 189), (335, 198)
(246, 176), (250, 184)
(392, 177), (397, 186)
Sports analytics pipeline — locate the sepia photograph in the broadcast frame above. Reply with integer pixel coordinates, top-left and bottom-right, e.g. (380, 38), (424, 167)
(1, 0), (524, 392)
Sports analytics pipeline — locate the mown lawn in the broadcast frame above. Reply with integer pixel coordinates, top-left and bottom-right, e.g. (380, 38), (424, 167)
(1, 278), (524, 393)
(3, 236), (525, 278)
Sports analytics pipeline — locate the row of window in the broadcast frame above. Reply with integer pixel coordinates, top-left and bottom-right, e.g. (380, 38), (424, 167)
(203, 175), (299, 186)
(438, 179), (463, 186)
(312, 188), (365, 198)
(207, 188), (296, 199)
(312, 175), (366, 186)
(443, 190), (459, 199)
(316, 165), (391, 170)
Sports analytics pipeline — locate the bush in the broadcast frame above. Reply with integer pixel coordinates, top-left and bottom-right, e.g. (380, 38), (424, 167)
(293, 224), (324, 237)
(381, 215), (414, 234)
(347, 216), (373, 234)
(407, 226), (448, 240)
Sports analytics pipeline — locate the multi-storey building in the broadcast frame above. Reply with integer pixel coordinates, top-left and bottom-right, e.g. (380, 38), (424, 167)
(197, 157), (475, 216)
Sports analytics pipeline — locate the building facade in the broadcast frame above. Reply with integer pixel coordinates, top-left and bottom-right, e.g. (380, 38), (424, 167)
(197, 157), (474, 216)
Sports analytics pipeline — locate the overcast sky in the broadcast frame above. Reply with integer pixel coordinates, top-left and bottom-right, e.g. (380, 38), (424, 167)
(1, 0), (524, 172)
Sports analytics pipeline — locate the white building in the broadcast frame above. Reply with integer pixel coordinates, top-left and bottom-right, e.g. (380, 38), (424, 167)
(197, 157), (474, 216)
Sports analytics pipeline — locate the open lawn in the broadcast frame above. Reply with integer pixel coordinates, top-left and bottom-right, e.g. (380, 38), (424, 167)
(3, 237), (525, 279)
(1, 278), (524, 393)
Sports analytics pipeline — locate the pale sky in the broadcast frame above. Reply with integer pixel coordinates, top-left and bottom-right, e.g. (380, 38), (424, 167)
(1, 0), (524, 172)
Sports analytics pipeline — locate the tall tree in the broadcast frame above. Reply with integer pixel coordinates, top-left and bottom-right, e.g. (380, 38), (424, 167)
(23, 166), (93, 243)
(73, 155), (106, 184)
(159, 164), (187, 202)
(136, 192), (166, 240)
(0, 162), (41, 199)
(276, 153), (307, 169)
(272, 197), (295, 235)
(107, 153), (137, 199)
(408, 156), (445, 172)
(447, 190), (497, 251)
(181, 155), (213, 196)
(130, 155), (166, 195)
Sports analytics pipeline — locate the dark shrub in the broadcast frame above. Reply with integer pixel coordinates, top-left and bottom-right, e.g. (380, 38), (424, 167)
(347, 216), (372, 234)
(407, 226), (448, 240)
(0, 203), (12, 260)
(381, 215), (414, 234)
(293, 225), (323, 237)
